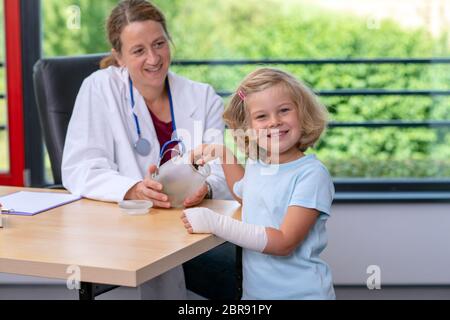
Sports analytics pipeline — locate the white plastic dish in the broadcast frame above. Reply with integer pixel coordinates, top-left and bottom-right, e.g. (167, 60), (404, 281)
(118, 200), (153, 215)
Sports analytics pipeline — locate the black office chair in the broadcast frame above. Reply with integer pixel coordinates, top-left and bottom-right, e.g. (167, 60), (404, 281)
(32, 54), (241, 300)
(33, 54), (105, 185)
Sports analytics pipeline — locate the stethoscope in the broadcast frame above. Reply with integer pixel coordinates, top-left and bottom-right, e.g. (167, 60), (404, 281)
(128, 76), (185, 161)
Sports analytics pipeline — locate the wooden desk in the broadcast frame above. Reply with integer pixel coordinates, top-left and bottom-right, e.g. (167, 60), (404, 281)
(0, 186), (241, 299)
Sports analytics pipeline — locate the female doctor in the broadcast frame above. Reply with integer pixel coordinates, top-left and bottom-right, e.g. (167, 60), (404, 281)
(61, 0), (232, 299)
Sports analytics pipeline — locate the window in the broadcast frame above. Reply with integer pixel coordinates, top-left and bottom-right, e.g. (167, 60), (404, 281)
(39, 0), (450, 198)
(42, 0), (118, 57)
(161, 0), (450, 198)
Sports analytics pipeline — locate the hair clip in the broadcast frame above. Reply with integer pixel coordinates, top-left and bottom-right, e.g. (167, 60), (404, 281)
(237, 89), (246, 101)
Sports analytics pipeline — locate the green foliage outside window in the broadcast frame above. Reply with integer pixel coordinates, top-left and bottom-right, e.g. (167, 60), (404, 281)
(35, 0), (450, 179)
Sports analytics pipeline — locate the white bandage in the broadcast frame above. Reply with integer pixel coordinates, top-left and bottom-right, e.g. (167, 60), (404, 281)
(184, 207), (268, 252)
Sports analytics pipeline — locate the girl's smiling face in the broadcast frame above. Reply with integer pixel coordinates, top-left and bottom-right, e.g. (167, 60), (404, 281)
(246, 83), (303, 163)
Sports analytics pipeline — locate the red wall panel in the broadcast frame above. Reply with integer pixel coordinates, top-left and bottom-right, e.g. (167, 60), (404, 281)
(0, 0), (25, 186)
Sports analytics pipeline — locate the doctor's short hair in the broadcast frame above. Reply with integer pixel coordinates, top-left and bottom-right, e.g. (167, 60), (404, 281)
(100, 0), (171, 69)
(223, 67), (329, 154)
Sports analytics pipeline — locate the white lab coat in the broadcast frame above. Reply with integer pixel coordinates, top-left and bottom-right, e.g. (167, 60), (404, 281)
(61, 66), (232, 299)
(62, 66), (231, 201)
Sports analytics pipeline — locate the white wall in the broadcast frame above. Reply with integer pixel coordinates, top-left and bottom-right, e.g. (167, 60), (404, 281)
(323, 202), (450, 285)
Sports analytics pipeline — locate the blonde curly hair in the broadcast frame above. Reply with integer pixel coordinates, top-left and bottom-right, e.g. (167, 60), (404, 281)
(223, 67), (328, 159)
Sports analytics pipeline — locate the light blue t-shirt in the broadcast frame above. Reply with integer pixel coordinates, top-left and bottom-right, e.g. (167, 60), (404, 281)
(233, 154), (335, 300)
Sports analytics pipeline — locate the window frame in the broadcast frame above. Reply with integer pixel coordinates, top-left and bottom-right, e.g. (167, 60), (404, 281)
(173, 59), (450, 201)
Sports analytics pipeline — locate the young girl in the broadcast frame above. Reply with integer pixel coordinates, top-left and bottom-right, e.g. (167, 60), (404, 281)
(181, 68), (335, 300)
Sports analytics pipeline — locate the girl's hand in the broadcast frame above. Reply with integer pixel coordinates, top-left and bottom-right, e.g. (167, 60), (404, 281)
(180, 212), (194, 233)
(183, 183), (208, 208)
(124, 164), (171, 208)
(190, 144), (226, 166)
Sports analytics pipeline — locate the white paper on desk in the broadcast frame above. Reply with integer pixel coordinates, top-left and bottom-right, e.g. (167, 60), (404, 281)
(0, 191), (81, 216)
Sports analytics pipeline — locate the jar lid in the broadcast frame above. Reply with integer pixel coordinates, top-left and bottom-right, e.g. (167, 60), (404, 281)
(118, 200), (153, 215)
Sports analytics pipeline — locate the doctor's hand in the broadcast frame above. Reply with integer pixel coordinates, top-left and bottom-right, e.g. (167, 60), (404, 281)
(124, 165), (171, 208)
(183, 183), (208, 208)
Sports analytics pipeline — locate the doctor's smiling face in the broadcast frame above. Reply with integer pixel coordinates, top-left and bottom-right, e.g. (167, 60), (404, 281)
(114, 20), (171, 91)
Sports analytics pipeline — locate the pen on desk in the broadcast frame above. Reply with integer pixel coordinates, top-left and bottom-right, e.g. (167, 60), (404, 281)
(1, 208), (14, 213)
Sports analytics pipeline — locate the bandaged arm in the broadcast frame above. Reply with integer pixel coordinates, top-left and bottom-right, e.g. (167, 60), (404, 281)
(184, 205), (319, 256)
(184, 207), (268, 252)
